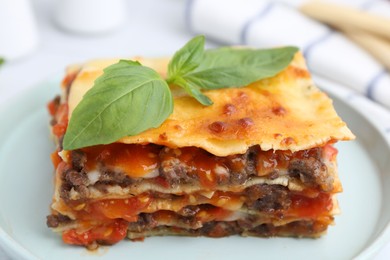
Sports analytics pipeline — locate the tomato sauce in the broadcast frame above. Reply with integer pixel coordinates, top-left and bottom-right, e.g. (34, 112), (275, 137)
(81, 144), (160, 178)
(62, 219), (128, 246)
(288, 193), (332, 219)
(50, 151), (62, 169)
(160, 147), (228, 189)
(256, 144), (337, 176)
(47, 99), (58, 116)
(62, 189), (333, 246)
(51, 103), (68, 138)
(75, 195), (152, 222)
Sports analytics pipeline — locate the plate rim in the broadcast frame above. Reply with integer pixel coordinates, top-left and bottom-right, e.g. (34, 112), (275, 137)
(0, 79), (51, 260)
(314, 75), (390, 260)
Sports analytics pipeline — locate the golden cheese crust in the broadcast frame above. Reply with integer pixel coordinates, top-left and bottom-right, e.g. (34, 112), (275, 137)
(67, 53), (354, 156)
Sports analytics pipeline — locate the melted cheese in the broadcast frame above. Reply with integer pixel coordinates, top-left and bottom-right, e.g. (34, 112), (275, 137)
(67, 53), (354, 156)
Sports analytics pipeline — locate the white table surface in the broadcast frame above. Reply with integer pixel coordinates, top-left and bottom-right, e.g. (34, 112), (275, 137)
(0, 0), (389, 259)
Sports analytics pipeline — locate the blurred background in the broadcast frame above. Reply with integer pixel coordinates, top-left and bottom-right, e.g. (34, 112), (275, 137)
(0, 0), (390, 259)
(1, 0), (390, 110)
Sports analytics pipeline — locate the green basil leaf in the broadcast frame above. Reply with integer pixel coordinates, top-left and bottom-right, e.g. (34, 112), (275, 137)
(185, 46), (298, 89)
(167, 35), (205, 81)
(166, 35), (213, 105)
(62, 36), (300, 149)
(200, 46), (298, 71)
(173, 77), (213, 106)
(0, 58), (4, 67)
(184, 67), (260, 89)
(63, 60), (173, 150)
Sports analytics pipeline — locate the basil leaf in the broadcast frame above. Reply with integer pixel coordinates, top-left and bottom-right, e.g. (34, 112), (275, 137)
(167, 35), (205, 81)
(167, 35), (213, 104)
(184, 67), (260, 89)
(62, 36), (300, 149)
(0, 58), (4, 67)
(186, 46), (298, 89)
(173, 77), (213, 106)
(63, 60), (173, 150)
(200, 46), (298, 71)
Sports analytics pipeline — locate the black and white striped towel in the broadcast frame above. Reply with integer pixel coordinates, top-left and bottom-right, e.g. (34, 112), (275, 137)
(186, 0), (390, 109)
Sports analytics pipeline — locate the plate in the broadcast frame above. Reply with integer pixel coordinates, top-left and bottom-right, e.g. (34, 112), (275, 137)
(0, 77), (389, 260)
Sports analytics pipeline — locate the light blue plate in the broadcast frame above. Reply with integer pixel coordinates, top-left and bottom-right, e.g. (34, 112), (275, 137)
(0, 78), (389, 260)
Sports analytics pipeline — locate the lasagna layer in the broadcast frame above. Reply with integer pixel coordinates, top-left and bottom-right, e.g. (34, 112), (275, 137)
(47, 53), (353, 248)
(66, 54), (354, 156)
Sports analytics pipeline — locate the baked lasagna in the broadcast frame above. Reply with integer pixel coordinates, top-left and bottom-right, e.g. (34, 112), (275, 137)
(46, 53), (354, 248)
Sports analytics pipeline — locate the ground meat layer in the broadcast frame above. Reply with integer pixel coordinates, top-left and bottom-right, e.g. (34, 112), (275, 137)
(127, 220), (328, 239)
(58, 144), (334, 202)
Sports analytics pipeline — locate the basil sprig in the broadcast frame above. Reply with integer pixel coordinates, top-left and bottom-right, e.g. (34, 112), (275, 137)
(63, 36), (298, 150)
(63, 61), (173, 149)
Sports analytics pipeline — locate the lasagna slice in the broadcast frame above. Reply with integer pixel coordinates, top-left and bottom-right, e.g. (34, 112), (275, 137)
(46, 53), (354, 248)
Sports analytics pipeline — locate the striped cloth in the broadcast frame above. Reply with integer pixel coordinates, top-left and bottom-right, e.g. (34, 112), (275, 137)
(185, 0), (390, 109)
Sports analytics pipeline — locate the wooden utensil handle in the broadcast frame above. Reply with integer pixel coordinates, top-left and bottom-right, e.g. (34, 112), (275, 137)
(300, 1), (390, 40)
(343, 29), (390, 71)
